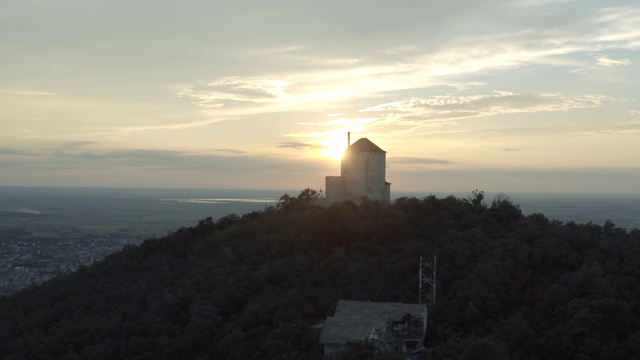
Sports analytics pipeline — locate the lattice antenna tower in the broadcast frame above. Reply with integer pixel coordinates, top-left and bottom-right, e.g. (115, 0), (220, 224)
(419, 255), (437, 305)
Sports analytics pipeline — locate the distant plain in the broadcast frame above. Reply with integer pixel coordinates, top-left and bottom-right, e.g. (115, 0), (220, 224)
(0, 187), (284, 240)
(1, 187), (639, 240)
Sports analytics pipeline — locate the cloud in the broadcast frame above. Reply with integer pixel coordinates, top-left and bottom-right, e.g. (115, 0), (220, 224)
(62, 141), (99, 149)
(4, 1), (640, 192)
(46, 149), (334, 172)
(447, 82), (486, 91)
(502, 148), (520, 152)
(0, 148), (35, 156)
(591, 7), (640, 45)
(174, 4), (640, 123)
(277, 142), (323, 150)
(106, 118), (228, 135)
(389, 157), (452, 165)
(0, 89), (58, 96)
(393, 166), (640, 193)
(578, 128), (640, 136)
(214, 148), (246, 154)
(594, 55), (632, 67)
(510, 0), (571, 7)
(177, 77), (291, 108)
(402, 166), (640, 181)
(172, 4), (640, 122)
(300, 117), (375, 129)
(360, 92), (608, 125)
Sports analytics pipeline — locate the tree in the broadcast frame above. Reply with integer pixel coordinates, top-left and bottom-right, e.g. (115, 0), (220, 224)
(461, 337), (509, 360)
(470, 190), (485, 208)
(276, 188), (320, 212)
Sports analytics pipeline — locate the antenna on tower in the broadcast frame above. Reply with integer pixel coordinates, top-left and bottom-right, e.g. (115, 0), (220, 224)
(347, 132), (351, 147)
(419, 255), (436, 306)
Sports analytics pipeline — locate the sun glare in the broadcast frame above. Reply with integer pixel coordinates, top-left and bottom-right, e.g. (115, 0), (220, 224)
(321, 136), (347, 161)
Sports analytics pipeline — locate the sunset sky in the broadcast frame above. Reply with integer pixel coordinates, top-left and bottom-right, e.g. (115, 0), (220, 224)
(2, 0), (639, 193)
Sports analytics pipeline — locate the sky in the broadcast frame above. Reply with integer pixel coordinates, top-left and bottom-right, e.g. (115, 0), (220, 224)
(1, 0), (639, 193)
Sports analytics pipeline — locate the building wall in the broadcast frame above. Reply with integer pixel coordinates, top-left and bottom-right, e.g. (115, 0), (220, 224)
(341, 151), (388, 203)
(319, 300), (427, 358)
(325, 176), (345, 203)
(325, 139), (390, 204)
(323, 344), (348, 359)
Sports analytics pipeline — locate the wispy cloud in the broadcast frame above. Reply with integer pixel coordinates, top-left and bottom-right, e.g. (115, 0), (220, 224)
(105, 118), (227, 135)
(177, 78), (291, 108)
(591, 6), (640, 45)
(62, 141), (99, 149)
(578, 128), (640, 136)
(0, 148), (36, 156)
(389, 157), (452, 165)
(447, 82), (486, 91)
(175, 4), (640, 121)
(301, 117), (375, 129)
(510, 0), (571, 7)
(214, 148), (246, 154)
(0, 89), (58, 96)
(594, 55), (632, 67)
(277, 142), (323, 150)
(394, 166), (640, 193)
(45, 149), (334, 172)
(360, 92), (608, 125)
(3, 1), (640, 191)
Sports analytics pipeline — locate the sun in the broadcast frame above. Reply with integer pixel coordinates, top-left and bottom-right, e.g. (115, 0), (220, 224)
(321, 136), (347, 161)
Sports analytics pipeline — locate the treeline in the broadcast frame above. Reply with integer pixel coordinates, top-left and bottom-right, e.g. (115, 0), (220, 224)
(0, 189), (638, 359)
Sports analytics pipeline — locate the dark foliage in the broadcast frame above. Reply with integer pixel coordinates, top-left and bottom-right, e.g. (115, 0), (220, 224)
(0, 189), (639, 359)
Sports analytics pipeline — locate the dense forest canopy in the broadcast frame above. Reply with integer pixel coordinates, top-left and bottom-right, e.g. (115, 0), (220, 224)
(1, 190), (639, 359)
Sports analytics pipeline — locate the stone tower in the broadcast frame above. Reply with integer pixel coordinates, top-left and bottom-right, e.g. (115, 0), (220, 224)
(325, 137), (390, 204)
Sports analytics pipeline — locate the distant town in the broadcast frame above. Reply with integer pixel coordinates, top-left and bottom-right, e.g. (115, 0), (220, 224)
(0, 188), (282, 297)
(0, 212), (145, 296)
(0, 211), (147, 296)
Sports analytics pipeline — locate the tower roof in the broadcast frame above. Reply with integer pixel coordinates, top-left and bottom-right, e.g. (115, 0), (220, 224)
(347, 138), (386, 153)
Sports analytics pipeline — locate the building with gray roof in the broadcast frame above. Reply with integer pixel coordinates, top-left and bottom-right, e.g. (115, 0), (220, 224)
(319, 300), (427, 358)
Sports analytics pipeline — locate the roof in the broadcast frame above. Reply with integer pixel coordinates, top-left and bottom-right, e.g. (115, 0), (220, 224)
(346, 138), (386, 153)
(318, 300), (426, 345)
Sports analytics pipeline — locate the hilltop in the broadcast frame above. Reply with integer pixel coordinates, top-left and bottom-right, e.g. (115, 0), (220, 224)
(1, 189), (639, 359)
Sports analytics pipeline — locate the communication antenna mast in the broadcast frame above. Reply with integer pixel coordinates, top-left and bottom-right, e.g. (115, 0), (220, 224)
(419, 255), (437, 305)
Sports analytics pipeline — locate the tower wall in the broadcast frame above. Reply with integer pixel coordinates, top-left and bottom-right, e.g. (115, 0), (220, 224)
(325, 137), (390, 205)
(325, 176), (345, 203)
(341, 151), (387, 202)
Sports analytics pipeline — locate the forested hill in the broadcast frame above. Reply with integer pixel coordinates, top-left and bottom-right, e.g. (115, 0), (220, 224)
(1, 190), (639, 360)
